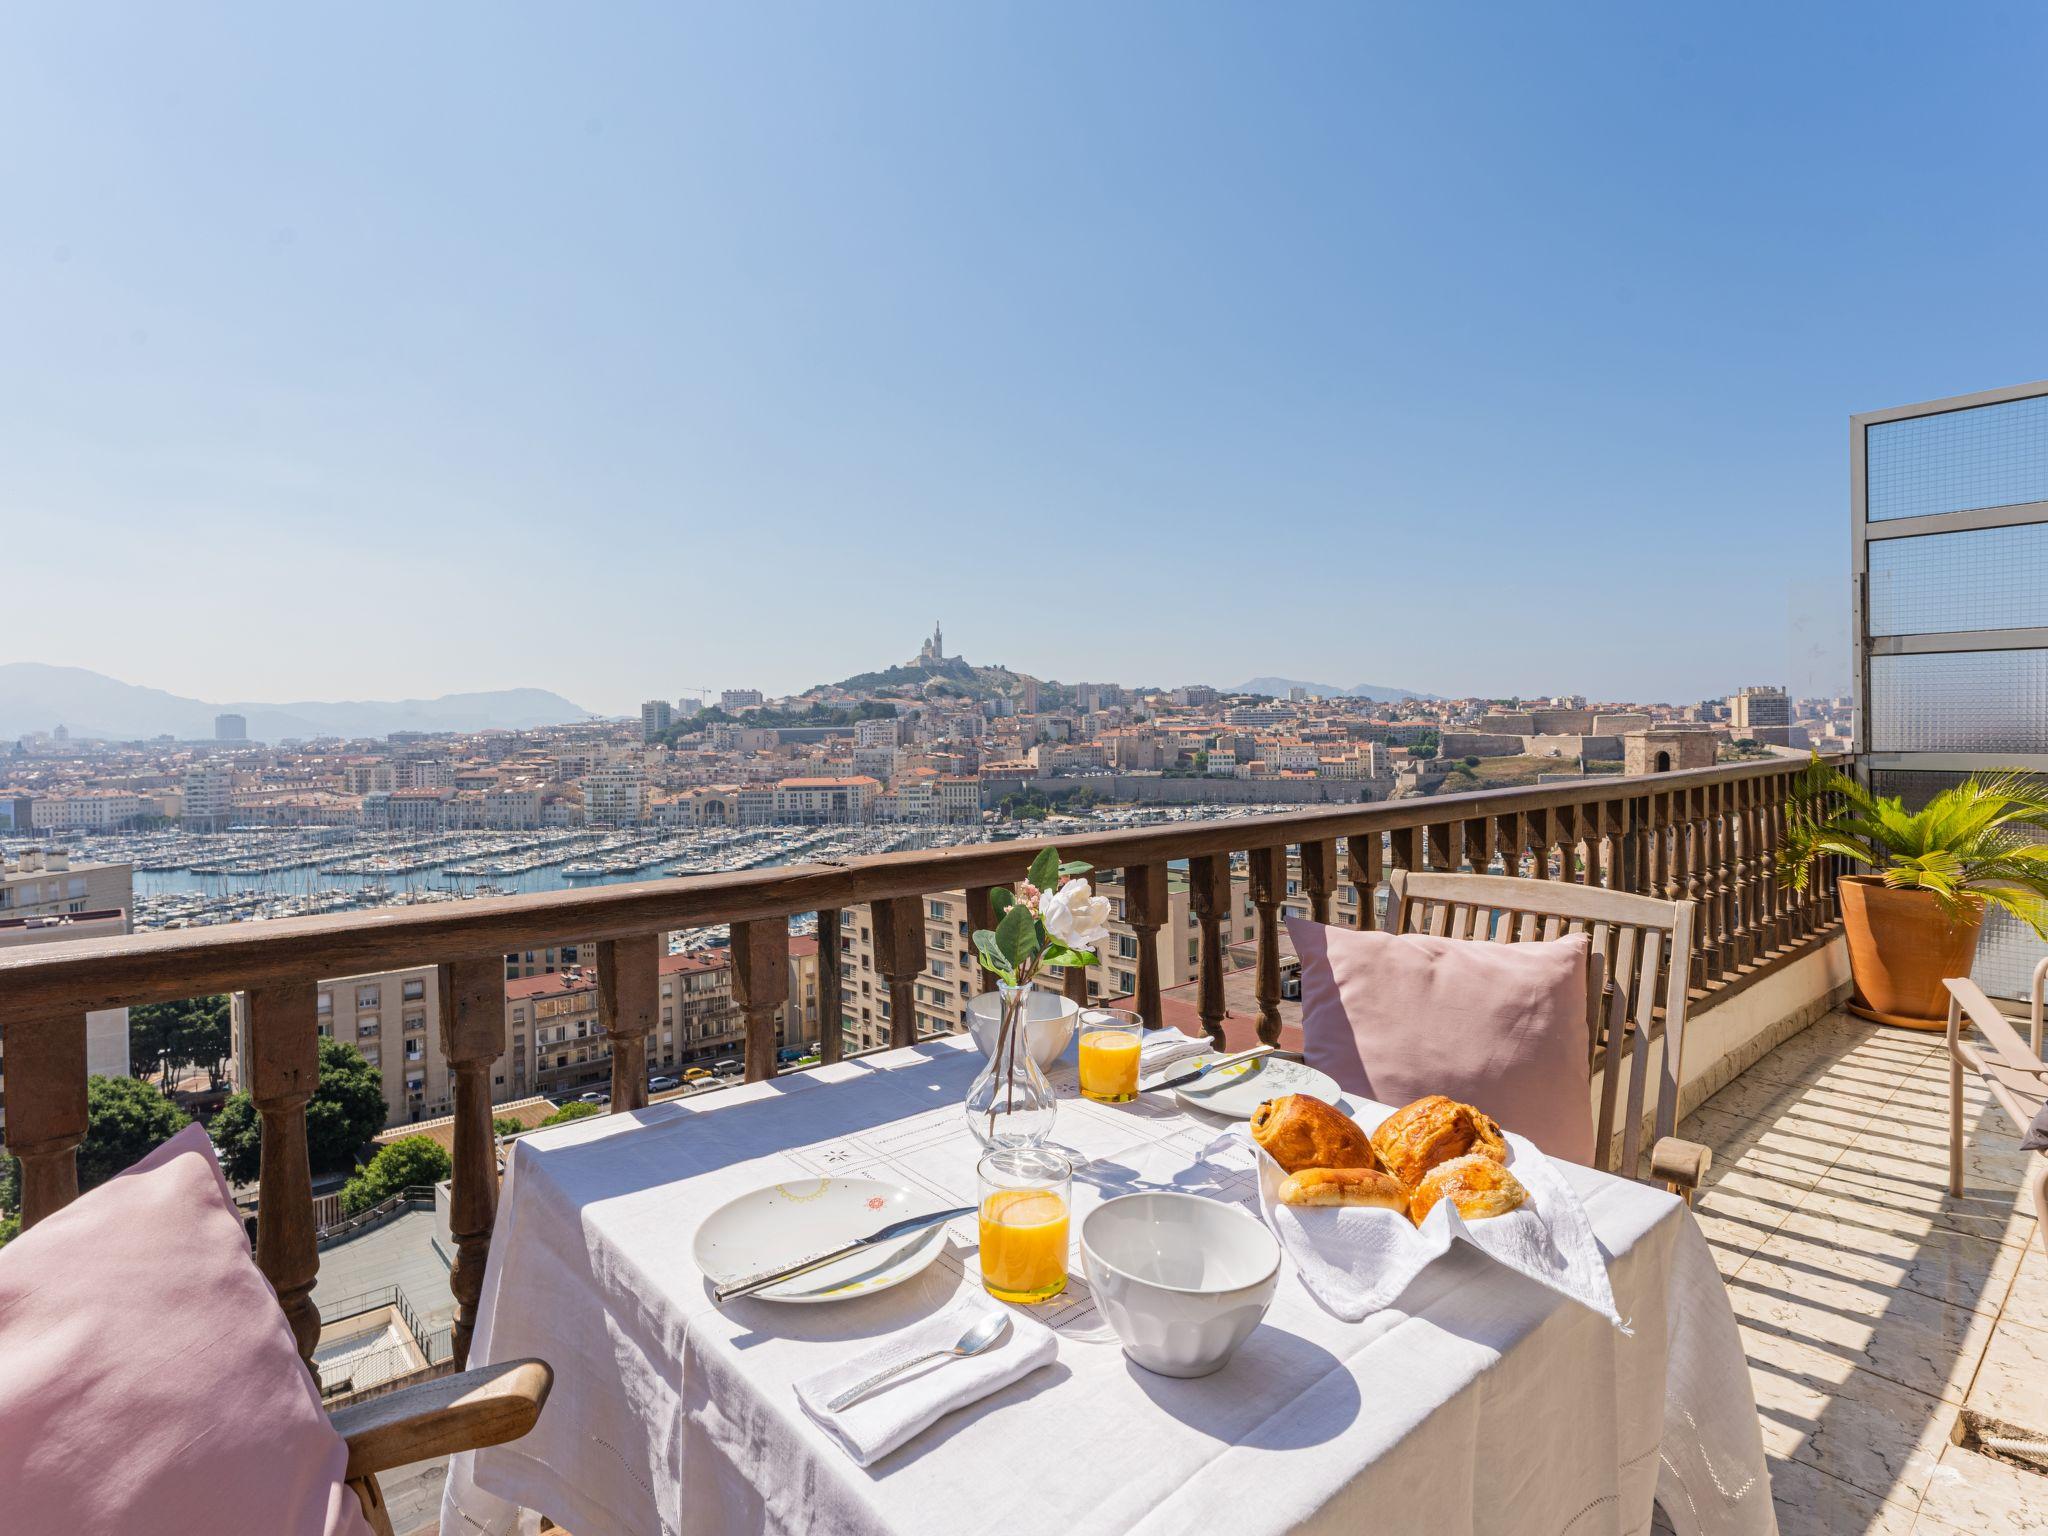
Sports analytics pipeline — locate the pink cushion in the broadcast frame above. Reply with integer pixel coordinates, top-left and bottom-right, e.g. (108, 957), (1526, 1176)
(1288, 917), (1597, 1164)
(0, 1122), (375, 1536)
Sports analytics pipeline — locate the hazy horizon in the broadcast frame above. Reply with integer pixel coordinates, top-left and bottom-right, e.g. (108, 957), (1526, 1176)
(10, 5), (2036, 712)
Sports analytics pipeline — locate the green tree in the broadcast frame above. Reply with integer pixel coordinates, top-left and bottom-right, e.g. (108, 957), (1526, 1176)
(129, 994), (232, 1092)
(339, 1135), (452, 1216)
(1463, 756), (1482, 768)
(0, 1213), (18, 1249)
(208, 1037), (388, 1184)
(540, 1101), (602, 1128)
(492, 1116), (525, 1139)
(77, 1075), (192, 1191)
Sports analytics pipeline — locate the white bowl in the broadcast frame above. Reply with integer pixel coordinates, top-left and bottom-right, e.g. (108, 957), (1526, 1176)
(1080, 1191), (1281, 1378)
(966, 988), (1080, 1074)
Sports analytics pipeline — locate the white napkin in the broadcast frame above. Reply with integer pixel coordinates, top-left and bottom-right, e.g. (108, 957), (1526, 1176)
(1136, 1026), (1215, 1081)
(793, 1295), (1057, 1467)
(1237, 1130), (1625, 1330)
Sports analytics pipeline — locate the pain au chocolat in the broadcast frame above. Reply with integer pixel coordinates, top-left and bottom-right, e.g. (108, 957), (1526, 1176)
(1369, 1094), (1509, 1189)
(1407, 1153), (1529, 1225)
(1249, 1093), (1382, 1175)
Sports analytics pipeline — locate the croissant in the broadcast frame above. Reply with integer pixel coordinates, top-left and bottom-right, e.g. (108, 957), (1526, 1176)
(1277, 1166), (1409, 1211)
(1370, 1095), (1508, 1188)
(1409, 1153), (1529, 1225)
(1249, 1094), (1381, 1175)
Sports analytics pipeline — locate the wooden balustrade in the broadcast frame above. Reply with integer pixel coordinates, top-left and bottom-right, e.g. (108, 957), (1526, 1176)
(0, 755), (1848, 1380)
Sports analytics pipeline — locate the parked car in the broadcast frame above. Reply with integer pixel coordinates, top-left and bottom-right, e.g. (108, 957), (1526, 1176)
(711, 1058), (741, 1077)
(776, 1047), (808, 1065)
(648, 1075), (680, 1092)
(578, 1089), (610, 1105)
(681, 1067), (714, 1083)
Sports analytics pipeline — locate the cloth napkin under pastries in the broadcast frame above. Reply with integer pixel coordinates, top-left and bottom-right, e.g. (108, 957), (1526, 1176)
(793, 1295), (1057, 1468)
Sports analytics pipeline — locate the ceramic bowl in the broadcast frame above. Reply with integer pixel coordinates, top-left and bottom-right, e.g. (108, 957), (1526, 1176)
(966, 988), (1080, 1074)
(1079, 1191), (1281, 1378)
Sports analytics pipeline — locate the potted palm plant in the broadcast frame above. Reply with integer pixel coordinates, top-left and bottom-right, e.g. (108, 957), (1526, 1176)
(1779, 757), (2048, 1029)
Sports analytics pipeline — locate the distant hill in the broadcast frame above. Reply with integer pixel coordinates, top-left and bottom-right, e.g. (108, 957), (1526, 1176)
(833, 656), (1028, 700)
(1235, 676), (1431, 702)
(0, 663), (594, 742)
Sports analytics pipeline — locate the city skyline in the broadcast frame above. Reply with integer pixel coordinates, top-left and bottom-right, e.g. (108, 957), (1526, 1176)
(11, 6), (2039, 709)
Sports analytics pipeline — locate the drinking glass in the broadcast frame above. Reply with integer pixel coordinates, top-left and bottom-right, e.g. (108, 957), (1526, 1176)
(977, 1146), (1072, 1303)
(1076, 1007), (1145, 1103)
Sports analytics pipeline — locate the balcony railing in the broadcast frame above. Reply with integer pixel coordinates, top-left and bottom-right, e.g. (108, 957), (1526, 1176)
(0, 755), (1847, 1379)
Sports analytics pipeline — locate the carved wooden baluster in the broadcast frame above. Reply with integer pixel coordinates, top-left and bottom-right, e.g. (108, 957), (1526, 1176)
(1462, 817), (1492, 875)
(440, 955), (504, 1370)
(600, 933), (661, 1111)
(964, 886), (999, 996)
(871, 896), (925, 1049)
(1389, 825), (1419, 876)
(1753, 776), (1781, 953)
(2, 1011), (86, 1230)
(1124, 862), (1167, 1028)
(1523, 808), (1551, 880)
(245, 981), (322, 1368)
(816, 908), (845, 1063)
(1704, 783), (1732, 981)
(1739, 778), (1764, 964)
(1247, 846), (1286, 1045)
(1344, 830), (1383, 930)
(1300, 839), (1336, 924)
(1551, 805), (1578, 883)
(1425, 821), (1456, 873)
(733, 919), (792, 1078)
(1765, 774), (1792, 947)
(1063, 953), (1091, 1007)
(1188, 853), (1231, 1047)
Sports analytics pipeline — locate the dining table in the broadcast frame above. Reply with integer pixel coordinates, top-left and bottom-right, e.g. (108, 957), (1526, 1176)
(441, 1034), (1777, 1536)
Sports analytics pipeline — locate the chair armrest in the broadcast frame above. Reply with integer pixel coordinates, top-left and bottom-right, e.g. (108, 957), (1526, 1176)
(1945, 979), (2048, 1074)
(1650, 1136), (1712, 1201)
(329, 1357), (552, 1480)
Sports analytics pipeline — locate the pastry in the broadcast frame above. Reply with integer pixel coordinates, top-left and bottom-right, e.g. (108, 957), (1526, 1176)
(1408, 1153), (1529, 1225)
(1369, 1094), (1508, 1188)
(1277, 1166), (1410, 1211)
(1249, 1094), (1381, 1175)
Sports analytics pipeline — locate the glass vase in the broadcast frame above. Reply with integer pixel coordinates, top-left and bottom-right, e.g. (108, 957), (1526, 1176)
(964, 980), (1058, 1150)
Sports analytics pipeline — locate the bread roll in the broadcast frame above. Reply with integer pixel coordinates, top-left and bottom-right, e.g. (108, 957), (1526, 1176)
(1277, 1166), (1410, 1211)
(1250, 1094), (1381, 1175)
(1409, 1153), (1529, 1225)
(1370, 1094), (1509, 1188)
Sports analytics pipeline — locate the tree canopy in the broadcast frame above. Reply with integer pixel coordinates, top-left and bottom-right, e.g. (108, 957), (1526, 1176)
(339, 1135), (451, 1216)
(129, 994), (232, 1092)
(209, 1037), (388, 1184)
(77, 1075), (193, 1191)
(539, 1101), (602, 1127)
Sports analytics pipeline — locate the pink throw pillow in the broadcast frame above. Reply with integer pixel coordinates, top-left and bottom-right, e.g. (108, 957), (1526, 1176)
(0, 1122), (375, 1536)
(1288, 917), (1597, 1164)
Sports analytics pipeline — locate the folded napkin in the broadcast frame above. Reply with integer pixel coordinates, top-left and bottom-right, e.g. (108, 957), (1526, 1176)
(1137, 1026), (1215, 1081)
(793, 1295), (1057, 1467)
(1230, 1129), (1624, 1330)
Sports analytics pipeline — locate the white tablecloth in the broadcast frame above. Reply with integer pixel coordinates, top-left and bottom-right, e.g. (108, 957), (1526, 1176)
(443, 1037), (1775, 1536)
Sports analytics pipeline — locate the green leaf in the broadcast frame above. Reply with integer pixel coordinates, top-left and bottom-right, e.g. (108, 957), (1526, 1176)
(990, 888), (1016, 920)
(1041, 942), (1097, 969)
(995, 902), (1042, 970)
(973, 930), (1017, 983)
(1058, 860), (1093, 878)
(1027, 846), (1063, 894)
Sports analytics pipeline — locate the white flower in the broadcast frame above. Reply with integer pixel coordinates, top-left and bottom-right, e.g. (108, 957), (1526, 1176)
(1039, 877), (1112, 952)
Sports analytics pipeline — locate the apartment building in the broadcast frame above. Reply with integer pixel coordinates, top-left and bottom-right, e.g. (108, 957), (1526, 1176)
(641, 700), (673, 743)
(29, 791), (151, 833)
(773, 776), (878, 824)
(1727, 686), (1791, 734)
(585, 759), (647, 826)
(834, 874), (1257, 1053)
(0, 851), (134, 920)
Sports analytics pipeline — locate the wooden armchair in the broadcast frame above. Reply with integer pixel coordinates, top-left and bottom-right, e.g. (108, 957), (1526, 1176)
(1384, 870), (1712, 1202)
(1943, 975), (2048, 1263)
(328, 1358), (552, 1536)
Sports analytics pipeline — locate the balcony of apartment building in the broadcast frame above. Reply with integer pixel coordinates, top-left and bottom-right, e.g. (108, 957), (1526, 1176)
(5, 760), (2047, 1529)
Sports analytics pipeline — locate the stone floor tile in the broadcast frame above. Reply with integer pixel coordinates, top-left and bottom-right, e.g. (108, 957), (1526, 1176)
(1802, 1169), (2039, 1250)
(1966, 1318), (2048, 1437)
(1739, 1325), (1955, 1504)
(1765, 1457), (1919, 1536)
(1763, 1207), (2020, 1316)
(2002, 1239), (2048, 1320)
(1727, 1252), (1999, 1403)
(1916, 1443), (2048, 1533)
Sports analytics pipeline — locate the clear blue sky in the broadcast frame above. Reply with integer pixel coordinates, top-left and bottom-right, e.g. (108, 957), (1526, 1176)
(5, 4), (2044, 714)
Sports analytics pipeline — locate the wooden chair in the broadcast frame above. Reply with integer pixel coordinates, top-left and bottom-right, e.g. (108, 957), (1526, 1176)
(1943, 975), (2048, 1264)
(329, 1358), (553, 1535)
(1384, 870), (1712, 1201)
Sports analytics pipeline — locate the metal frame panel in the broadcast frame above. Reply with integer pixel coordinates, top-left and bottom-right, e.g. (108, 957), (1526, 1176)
(1853, 380), (2048, 1002)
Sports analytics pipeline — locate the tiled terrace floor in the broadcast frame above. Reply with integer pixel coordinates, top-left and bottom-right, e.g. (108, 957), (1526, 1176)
(1676, 1008), (2048, 1533)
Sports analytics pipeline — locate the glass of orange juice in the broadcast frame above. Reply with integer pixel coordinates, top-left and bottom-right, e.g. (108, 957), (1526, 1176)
(977, 1147), (1072, 1303)
(1077, 1007), (1145, 1103)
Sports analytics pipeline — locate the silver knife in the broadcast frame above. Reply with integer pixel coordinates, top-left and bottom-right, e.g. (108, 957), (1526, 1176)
(711, 1205), (974, 1303)
(1148, 1045), (1291, 1093)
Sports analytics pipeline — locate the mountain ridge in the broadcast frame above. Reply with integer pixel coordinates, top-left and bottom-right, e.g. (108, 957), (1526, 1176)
(1235, 675), (1431, 702)
(0, 663), (593, 742)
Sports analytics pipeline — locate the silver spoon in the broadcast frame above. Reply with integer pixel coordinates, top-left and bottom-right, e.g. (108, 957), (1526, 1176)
(823, 1311), (1012, 1412)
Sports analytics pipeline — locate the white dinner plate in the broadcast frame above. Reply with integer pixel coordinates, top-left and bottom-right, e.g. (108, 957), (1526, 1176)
(1172, 1054), (1345, 1120)
(691, 1177), (952, 1304)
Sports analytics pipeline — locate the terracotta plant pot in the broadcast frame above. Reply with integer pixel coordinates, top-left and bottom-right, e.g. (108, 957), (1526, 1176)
(1837, 874), (1985, 1031)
